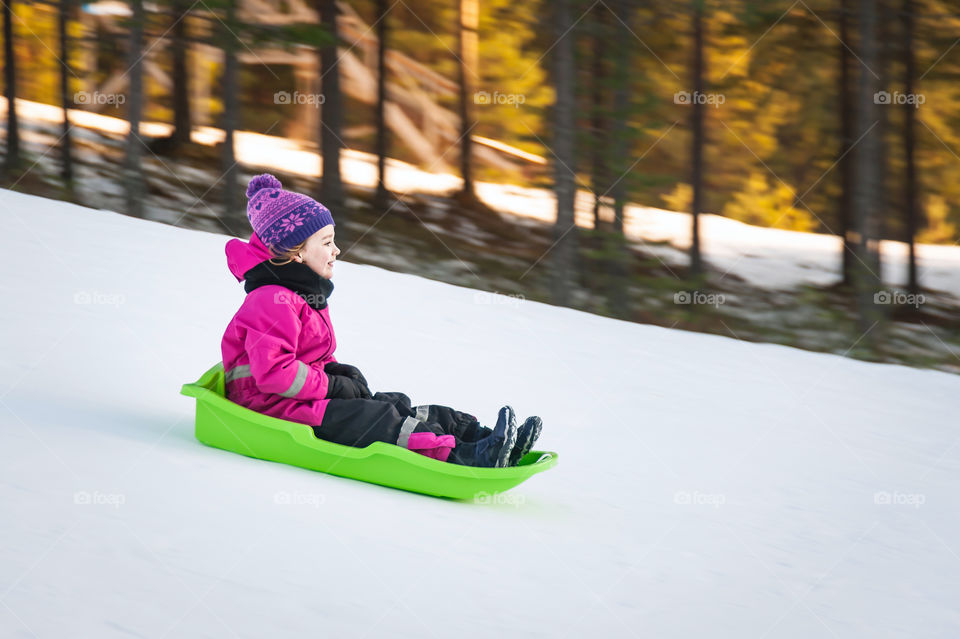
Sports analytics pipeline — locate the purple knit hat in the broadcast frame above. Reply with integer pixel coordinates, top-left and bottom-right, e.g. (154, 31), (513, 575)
(245, 174), (334, 251)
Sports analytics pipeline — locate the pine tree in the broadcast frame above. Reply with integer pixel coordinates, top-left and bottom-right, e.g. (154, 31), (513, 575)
(58, 0), (73, 187)
(551, 0), (578, 305)
(838, 0), (856, 285)
(457, 0), (478, 203)
(851, 0), (885, 334)
(3, 0), (20, 175)
(690, 0), (706, 275)
(170, 0), (192, 148)
(219, 0), (239, 230)
(123, 0), (146, 218)
(317, 0), (344, 216)
(901, 0), (921, 295)
(375, 0), (389, 209)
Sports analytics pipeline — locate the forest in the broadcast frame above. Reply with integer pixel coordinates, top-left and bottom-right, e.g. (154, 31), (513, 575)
(2, 0), (959, 370)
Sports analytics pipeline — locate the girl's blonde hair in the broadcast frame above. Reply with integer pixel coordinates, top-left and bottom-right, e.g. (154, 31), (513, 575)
(267, 240), (308, 266)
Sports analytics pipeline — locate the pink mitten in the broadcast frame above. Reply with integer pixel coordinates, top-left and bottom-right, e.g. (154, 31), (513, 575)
(406, 432), (456, 462)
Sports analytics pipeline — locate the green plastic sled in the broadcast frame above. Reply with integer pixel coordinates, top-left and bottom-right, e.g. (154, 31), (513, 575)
(180, 363), (557, 500)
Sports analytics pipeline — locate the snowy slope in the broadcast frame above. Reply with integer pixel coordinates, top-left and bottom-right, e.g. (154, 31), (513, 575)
(1, 188), (958, 638)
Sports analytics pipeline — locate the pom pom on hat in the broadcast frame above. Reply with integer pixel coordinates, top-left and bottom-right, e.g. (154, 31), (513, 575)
(246, 173), (283, 199)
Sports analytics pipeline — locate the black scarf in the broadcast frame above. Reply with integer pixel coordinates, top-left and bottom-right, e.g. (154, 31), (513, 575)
(243, 260), (334, 311)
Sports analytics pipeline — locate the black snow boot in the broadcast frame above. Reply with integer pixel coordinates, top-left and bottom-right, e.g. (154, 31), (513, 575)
(448, 406), (518, 468)
(508, 415), (543, 466)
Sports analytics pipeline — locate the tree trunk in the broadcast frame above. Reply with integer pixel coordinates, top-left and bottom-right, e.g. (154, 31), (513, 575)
(838, 0), (855, 285)
(690, 0), (705, 275)
(457, 0), (478, 202)
(852, 0), (884, 333)
(318, 0), (344, 216)
(58, 0), (73, 187)
(607, 0), (632, 318)
(875, 0), (890, 268)
(610, 0), (630, 237)
(171, 0), (192, 147)
(590, 4), (607, 229)
(375, 0), (388, 208)
(220, 0), (239, 232)
(124, 0), (145, 218)
(550, 0), (578, 306)
(3, 0), (20, 174)
(901, 0), (920, 295)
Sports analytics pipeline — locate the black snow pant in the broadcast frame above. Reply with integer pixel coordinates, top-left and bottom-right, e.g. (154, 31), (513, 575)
(312, 391), (494, 455)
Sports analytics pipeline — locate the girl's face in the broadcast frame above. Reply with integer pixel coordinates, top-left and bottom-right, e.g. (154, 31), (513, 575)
(294, 224), (340, 279)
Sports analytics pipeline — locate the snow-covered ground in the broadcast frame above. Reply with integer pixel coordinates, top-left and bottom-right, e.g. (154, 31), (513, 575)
(1, 189), (959, 638)
(5, 96), (960, 296)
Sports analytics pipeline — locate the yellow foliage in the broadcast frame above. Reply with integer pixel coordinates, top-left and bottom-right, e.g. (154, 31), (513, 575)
(723, 172), (816, 232)
(918, 194), (958, 244)
(661, 183), (692, 213)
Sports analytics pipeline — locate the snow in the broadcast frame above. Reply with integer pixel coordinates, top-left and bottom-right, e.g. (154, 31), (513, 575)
(2, 183), (960, 637)
(6, 95), (960, 297)
(621, 206), (960, 294)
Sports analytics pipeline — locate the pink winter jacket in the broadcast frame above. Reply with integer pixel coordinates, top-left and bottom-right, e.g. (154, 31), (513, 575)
(220, 234), (338, 426)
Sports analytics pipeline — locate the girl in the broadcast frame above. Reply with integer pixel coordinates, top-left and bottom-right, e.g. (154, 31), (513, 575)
(221, 174), (542, 467)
